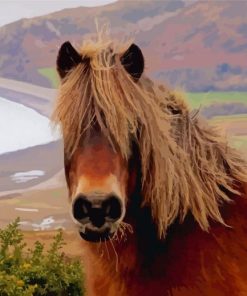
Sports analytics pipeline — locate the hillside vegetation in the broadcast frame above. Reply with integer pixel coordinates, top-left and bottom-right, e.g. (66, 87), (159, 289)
(0, 219), (85, 296)
(1, 1), (247, 91)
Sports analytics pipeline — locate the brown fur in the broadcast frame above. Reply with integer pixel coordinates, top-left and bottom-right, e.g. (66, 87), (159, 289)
(52, 34), (247, 295)
(82, 186), (247, 296)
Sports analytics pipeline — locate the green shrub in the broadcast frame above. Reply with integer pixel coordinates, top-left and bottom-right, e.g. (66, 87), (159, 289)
(0, 218), (85, 296)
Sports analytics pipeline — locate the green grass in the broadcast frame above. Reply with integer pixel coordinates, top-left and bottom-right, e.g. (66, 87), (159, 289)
(184, 91), (247, 156)
(230, 135), (247, 158)
(38, 68), (59, 88)
(230, 135), (247, 149)
(186, 91), (247, 109)
(210, 113), (247, 123)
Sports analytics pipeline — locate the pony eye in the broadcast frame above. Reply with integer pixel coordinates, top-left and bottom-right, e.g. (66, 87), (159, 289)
(167, 105), (181, 115)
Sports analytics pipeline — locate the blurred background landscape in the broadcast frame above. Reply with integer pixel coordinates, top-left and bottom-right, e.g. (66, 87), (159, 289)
(0, 0), (246, 236)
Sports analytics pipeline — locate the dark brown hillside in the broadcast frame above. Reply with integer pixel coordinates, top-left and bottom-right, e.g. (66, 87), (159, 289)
(0, 0), (247, 91)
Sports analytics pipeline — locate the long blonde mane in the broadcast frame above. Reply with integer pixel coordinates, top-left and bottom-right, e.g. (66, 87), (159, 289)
(52, 35), (247, 238)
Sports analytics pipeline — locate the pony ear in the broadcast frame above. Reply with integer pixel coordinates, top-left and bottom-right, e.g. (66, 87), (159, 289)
(120, 43), (144, 81)
(56, 41), (82, 79)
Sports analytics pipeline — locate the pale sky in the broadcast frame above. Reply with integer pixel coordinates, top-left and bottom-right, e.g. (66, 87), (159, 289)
(0, 0), (118, 27)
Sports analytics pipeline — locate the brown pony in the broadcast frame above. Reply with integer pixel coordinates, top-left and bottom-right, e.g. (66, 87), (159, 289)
(52, 35), (247, 296)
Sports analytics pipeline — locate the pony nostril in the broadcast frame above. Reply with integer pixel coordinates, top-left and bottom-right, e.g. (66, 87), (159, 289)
(102, 195), (122, 220)
(73, 196), (91, 221)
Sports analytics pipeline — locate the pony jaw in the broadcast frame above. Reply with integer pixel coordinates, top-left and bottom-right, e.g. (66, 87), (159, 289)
(78, 221), (119, 243)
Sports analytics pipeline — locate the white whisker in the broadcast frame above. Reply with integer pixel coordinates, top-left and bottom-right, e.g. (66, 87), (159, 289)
(104, 238), (110, 260)
(109, 237), (119, 273)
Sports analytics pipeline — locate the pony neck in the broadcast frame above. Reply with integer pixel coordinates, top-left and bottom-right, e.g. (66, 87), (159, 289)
(91, 203), (166, 275)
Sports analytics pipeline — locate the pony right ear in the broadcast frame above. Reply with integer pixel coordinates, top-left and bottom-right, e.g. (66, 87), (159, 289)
(56, 41), (82, 79)
(120, 43), (144, 81)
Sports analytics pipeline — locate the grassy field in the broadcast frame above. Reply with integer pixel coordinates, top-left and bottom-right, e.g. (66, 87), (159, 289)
(230, 135), (247, 151)
(185, 92), (247, 156)
(210, 114), (247, 153)
(210, 113), (247, 123)
(23, 230), (83, 258)
(186, 91), (247, 109)
(38, 67), (59, 88)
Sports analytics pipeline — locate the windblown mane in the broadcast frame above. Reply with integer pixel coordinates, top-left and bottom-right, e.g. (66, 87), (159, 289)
(52, 35), (247, 238)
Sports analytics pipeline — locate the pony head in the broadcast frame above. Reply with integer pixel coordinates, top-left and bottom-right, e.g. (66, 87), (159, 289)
(52, 36), (247, 243)
(53, 39), (146, 242)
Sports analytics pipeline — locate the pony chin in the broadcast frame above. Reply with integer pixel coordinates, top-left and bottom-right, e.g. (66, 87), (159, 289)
(71, 211), (123, 243)
(78, 222), (119, 243)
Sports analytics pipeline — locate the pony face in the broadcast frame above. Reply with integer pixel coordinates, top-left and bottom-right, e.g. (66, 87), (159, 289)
(67, 132), (130, 242)
(55, 41), (144, 242)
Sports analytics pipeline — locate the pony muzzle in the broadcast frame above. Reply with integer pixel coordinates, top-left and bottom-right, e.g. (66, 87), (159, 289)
(72, 193), (124, 242)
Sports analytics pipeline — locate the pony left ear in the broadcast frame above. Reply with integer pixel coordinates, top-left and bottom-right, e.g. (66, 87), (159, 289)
(56, 41), (82, 79)
(120, 43), (144, 81)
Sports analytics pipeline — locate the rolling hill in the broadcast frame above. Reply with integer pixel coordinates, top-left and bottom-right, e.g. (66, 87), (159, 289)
(0, 0), (247, 91)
